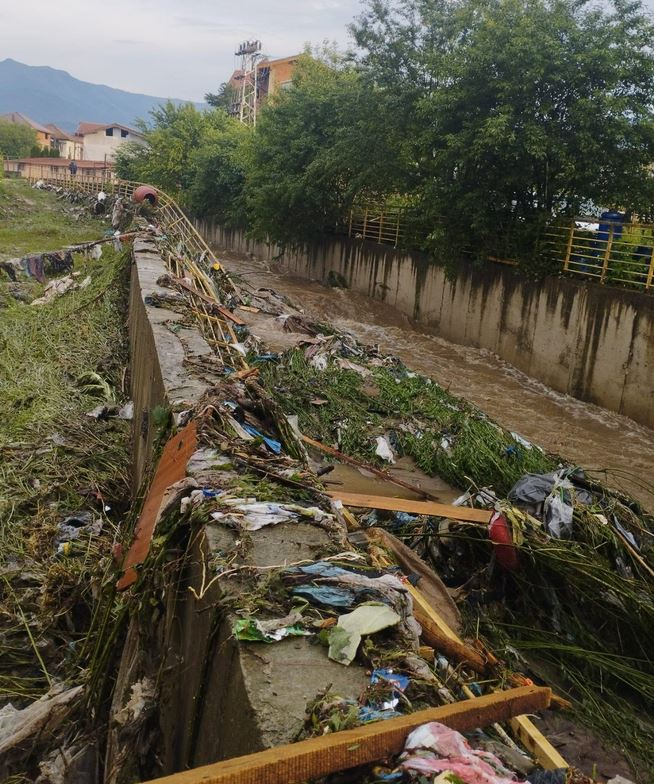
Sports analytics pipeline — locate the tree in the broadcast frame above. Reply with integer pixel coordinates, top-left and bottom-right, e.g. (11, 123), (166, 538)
(114, 101), (250, 221)
(0, 121), (37, 158)
(245, 53), (408, 245)
(205, 82), (239, 114)
(351, 0), (654, 261)
(188, 120), (249, 225)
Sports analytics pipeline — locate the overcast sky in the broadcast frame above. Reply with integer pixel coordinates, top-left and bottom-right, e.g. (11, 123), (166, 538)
(0, 0), (363, 101)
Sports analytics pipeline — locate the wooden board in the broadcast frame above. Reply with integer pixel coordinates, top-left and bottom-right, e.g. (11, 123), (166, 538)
(509, 714), (569, 770)
(302, 434), (440, 501)
(328, 490), (492, 524)
(117, 422), (197, 590)
(406, 581), (568, 771)
(140, 686), (551, 784)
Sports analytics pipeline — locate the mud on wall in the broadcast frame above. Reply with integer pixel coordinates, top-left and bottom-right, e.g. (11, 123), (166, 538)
(197, 220), (654, 430)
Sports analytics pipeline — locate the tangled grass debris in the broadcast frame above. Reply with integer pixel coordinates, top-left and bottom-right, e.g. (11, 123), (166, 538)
(0, 181), (132, 777)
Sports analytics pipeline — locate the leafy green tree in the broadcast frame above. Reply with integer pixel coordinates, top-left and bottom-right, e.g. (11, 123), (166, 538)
(0, 121), (37, 158)
(352, 0), (654, 261)
(114, 101), (249, 221)
(245, 53), (408, 245)
(188, 120), (249, 225)
(205, 82), (239, 114)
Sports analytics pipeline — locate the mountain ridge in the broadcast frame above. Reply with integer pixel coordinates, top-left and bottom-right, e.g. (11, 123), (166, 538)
(0, 59), (205, 132)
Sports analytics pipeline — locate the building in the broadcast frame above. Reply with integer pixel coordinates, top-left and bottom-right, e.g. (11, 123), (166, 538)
(227, 53), (300, 122)
(261, 55), (299, 98)
(75, 122), (147, 162)
(0, 112), (51, 148)
(45, 124), (83, 160)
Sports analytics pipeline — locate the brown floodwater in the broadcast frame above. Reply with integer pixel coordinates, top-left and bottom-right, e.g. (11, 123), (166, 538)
(220, 251), (654, 512)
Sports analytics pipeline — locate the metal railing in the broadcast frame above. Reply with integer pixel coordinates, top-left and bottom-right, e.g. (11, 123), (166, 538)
(346, 202), (654, 290)
(25, 173), (248, 369)
(541, 219), (654, 289)
(16, 164), (654, 294)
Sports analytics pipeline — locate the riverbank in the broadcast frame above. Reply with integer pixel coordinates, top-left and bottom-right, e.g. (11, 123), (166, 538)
(0, 181), (132, 779)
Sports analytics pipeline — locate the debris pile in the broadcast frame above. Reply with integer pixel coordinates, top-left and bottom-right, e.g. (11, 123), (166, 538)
(0, 231), (132, 778)
(4, 176), (649, 783)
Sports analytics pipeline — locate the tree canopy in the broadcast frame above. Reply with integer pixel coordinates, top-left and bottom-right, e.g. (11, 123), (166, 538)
(121, 0), (654, 265)
(0, 121), (37, 159)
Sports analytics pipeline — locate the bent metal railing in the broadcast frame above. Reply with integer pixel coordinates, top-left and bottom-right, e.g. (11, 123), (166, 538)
(25, 173), (248, 369)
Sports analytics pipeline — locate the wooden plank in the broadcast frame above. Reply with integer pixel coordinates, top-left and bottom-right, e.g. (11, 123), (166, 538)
(140, 686), (551, 784)
(117, 422), (198, 590)
(410, 595), (490, 673)
(406, 583), (568, 771)
(328, 490), (492, 524)
(509, 714), (568, 770)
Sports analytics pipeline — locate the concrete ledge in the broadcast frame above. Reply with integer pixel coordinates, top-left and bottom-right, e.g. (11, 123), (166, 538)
(129, 237), (219, 485)
(112, 236), (369, 780)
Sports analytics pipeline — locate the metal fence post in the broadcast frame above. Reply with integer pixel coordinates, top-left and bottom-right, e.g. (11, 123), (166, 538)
(563, 222), (574, 271)
(378, 211), (384, 243)
(363, 208), (368, 240)
(600, 225), (614, 284)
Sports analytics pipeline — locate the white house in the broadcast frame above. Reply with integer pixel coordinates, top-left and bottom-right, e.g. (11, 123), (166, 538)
(75, 122), (146, 162)
(45, 124), (83, 160)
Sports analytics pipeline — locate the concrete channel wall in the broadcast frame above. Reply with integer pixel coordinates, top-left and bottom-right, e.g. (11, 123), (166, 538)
(197, 220), (654, 431)
(112, 238), (368, 778)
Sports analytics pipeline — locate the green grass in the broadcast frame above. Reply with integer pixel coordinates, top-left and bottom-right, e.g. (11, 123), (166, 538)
(0, 178), (107, 262)
(0, 182), (131, 706)
(260, 350), (556, 495)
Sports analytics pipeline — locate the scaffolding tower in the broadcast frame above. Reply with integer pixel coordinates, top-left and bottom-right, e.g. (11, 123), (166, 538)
(235, 40), (263, 126)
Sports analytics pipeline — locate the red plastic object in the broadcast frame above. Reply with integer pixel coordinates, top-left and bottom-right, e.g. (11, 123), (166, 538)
(488, 511), (519, 571)
(132, 184), (159, 206)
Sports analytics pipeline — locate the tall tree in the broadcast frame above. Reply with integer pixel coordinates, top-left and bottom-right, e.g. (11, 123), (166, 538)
(205, 82), (239, 114)
(351, 0), (654, 260)
(0, 121), (37, 159)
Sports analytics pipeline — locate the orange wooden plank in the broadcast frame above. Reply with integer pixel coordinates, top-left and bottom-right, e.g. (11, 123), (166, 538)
(140, 686), (551, 784)
(328, 491), (492, 524)
(117, 422), (197, 590)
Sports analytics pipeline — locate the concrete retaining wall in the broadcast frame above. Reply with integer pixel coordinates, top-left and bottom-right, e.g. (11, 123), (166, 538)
(112, 238), (367, 779)
(197, 221), (654, 430)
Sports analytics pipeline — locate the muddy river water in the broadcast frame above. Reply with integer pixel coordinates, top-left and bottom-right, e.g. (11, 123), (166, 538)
(220, 252), (654, 512)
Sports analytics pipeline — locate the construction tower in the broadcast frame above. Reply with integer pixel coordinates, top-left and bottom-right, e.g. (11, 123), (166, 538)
(235, 40), (263, 126)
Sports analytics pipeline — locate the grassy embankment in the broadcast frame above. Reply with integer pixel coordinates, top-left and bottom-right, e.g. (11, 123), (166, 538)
(0, 178), (131, 714)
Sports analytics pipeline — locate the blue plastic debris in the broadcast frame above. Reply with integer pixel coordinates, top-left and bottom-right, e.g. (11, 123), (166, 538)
(357, 705), (401, 723)
(371, 668), (410, 692)
(241, 423), (282, 454)
(291, 585), (357, 608)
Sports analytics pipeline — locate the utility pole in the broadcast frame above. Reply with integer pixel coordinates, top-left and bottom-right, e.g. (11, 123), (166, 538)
(235, 40), (263, 127)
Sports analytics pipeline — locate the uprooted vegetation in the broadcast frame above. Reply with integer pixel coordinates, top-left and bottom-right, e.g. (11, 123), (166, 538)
(256, 338), (654, 773)
(0, 182), (132, 778)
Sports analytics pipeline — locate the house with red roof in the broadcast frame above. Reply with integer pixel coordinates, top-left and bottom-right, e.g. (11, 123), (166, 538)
(0, 112), (51, 148)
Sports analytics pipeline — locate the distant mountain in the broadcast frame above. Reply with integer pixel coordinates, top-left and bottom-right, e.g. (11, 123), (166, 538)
(0, 58), (205, 132)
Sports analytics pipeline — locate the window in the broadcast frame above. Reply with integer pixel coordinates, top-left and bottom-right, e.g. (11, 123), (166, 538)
(121, 129), (128, 138)
(105, 128), (114, 137)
